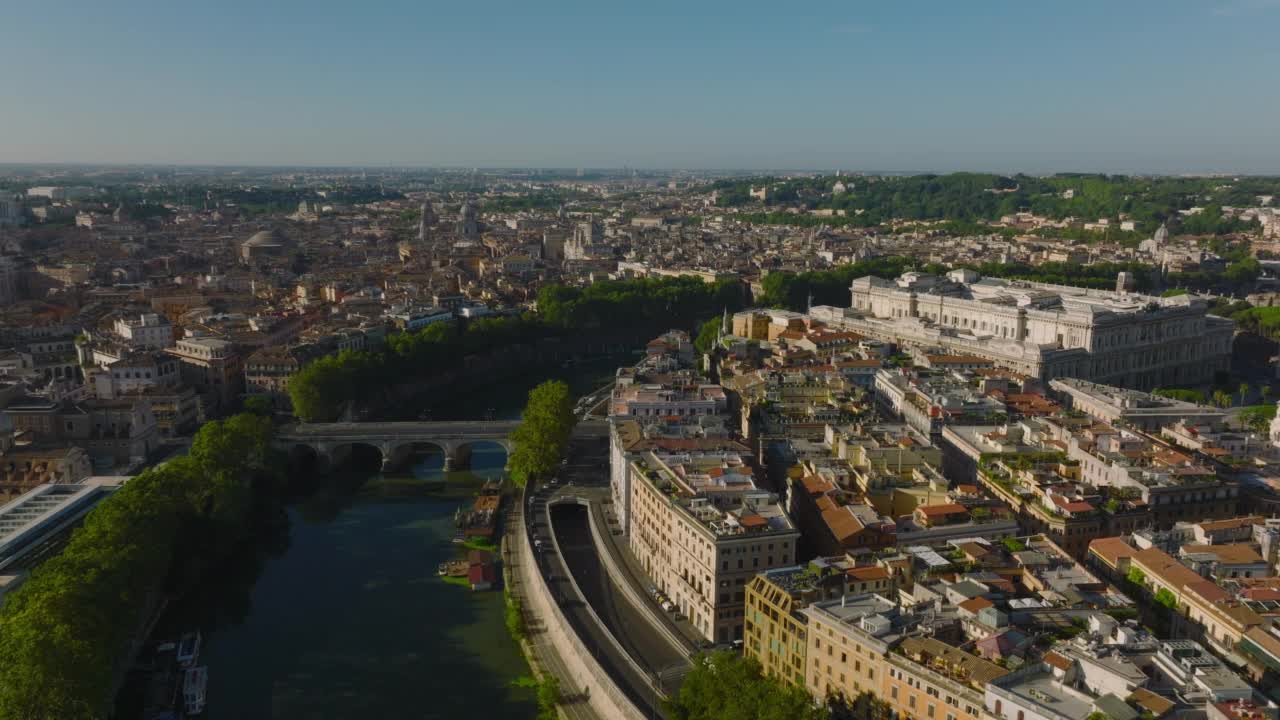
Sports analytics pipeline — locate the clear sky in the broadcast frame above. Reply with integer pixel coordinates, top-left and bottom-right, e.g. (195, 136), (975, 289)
(3, 0), (1278, 173)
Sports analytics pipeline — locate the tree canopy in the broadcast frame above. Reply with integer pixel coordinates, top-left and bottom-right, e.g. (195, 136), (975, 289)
(0, 414), (278, 718)
(705, 172), (1279, 235)
(666, 652), (827, 720)
(289, 276), (746, 421)
(508, 380), (576, 487)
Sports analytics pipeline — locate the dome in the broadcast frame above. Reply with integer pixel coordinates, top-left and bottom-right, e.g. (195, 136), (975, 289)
(243, 229), (287, 248)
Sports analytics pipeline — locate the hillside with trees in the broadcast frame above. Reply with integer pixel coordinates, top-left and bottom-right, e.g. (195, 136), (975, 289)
(705, 173), (1277, 235)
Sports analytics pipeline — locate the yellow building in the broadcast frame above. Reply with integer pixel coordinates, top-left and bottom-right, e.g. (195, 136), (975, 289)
(744, 566), (846, 687)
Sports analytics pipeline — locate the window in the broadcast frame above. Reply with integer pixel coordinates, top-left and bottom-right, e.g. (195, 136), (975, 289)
(1017, 712), (1024, 720)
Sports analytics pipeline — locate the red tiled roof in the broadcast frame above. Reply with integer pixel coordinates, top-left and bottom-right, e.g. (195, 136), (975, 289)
(916, 503), (968, 517)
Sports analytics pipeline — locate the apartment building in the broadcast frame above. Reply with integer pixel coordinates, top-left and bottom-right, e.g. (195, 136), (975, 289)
(744, 565), (848, 686)
(166, 337), (242, 415)
(627, 450), (799, 643)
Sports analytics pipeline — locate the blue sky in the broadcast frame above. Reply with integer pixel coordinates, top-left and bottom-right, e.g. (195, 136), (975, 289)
(2, 0), (1278, 172)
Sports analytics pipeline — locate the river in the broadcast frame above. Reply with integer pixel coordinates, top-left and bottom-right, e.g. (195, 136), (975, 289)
(118, 351), (637, 719)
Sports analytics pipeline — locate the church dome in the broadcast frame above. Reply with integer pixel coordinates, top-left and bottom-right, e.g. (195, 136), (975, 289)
(243, 229), (287, 248)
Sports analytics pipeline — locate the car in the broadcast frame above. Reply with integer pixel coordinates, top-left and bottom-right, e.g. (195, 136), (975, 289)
(661, 601), (674, 612)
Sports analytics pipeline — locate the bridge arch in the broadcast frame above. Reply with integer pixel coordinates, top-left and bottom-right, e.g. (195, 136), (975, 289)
(287, 443), (326, 474)
(328, 442), (385, 473)
(383, 440), (450, 473)
(452, 439), (513, 474)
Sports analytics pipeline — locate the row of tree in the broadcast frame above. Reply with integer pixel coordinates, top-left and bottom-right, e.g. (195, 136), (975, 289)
(507, 381), (576, 487)
(0, 414), (279, 718)
(288, 277), (748, 422)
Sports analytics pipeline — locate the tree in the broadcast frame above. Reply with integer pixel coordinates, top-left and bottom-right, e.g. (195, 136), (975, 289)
(1239, 405), (1278, 433)
(243, 394), (274, 416)
(0, 413), (276, 717)
(666, 651), (827, 720)
(1224, 258), (1262, 286)
(1239, 382), (1252, 406)
(1154, 588), (1178, 610)
(1153, 388), (1207, 404)
(1263, 385), (1274, 404)
(695, 317), (722, 354)
(508, 381), (576, 487)
(1126, 567), (1146, 586)
(1212, 389), (1232, 409)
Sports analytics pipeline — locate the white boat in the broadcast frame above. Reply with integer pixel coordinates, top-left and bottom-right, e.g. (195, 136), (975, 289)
(176, 632), (201, 667)
(182, 666), (208, 716)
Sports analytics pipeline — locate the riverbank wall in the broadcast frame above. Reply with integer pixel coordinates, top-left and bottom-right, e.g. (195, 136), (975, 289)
(512, 491), (647, 720)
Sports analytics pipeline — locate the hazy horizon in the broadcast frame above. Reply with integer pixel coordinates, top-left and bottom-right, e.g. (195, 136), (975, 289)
(4, 0), (1279, 173)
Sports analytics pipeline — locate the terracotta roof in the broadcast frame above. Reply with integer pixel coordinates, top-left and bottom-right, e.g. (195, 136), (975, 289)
(1187, 579), (1232, 604)
(958, 596), (994, 614)
(1133, 547), (1203, 590)
(1128, 688), (1175, 717)
(801, 474), (836, 496)
(821, 505), (866, 545)
(1043, 651), (1072, 671)
(916, 503), (968, 517)
(1199, 516), (1263, 532)
(956, 541), (991, 558)
(847, 566), (890, 581)
(1088, 536), (1137, 569)
(1183, 543), (1264, 565)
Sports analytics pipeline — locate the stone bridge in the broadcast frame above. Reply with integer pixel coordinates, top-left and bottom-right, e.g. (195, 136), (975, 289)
(277, 421), (518, 473)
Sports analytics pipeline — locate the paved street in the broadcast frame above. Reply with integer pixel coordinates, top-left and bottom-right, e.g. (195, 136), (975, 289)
(531, 425), (697, 697)
(528, 485), (666, 717)
(504, 505), (601, 720)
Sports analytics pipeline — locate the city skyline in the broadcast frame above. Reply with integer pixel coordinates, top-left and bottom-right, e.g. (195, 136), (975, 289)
(3, 0), (1280, 173)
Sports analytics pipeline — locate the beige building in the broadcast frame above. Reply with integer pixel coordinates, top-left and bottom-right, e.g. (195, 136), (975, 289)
(801, 593), (901, 702)
(628, 450), (798, 643)
(166, 337), (243, 415)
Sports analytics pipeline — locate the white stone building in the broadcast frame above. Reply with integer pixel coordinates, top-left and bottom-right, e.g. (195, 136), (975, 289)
(812, 270), (1233, 389)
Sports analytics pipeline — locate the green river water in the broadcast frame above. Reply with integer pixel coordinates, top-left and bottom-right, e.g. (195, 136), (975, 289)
(121, 353), (634, 719)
